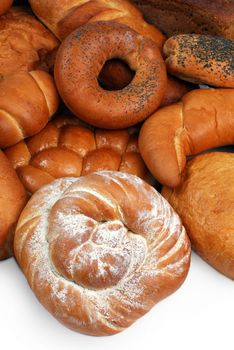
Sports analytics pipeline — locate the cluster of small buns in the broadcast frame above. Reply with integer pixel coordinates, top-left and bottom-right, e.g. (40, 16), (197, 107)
(0, 0), (233, 337)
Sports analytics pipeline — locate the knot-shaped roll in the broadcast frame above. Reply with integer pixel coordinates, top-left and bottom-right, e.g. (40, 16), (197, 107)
(14, 171), (191, 336)
(5, 115), (151, 193)
(28, 0), (165, 47)
(0, 70), (59, 148)
(0, 7), (59, 79)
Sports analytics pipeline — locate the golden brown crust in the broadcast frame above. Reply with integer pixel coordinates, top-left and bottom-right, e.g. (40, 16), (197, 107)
(162, 152), (234, 280)
(164, 35), (234, 87)
(5, 115), (150, 193)
(14, 171), (190, 335)
(0, 0), (13, 16)
(0, 70), (59, 148)
(138, 88), (234, 187)
(133, 0), (234, 39)
(0, 151), (27, 260)
(28, 0), (165, 47)
(0, 7), (59, 79)
(55, 21), (167, 129)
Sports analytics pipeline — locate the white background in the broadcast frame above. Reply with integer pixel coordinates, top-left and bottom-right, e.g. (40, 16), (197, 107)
(0, 251), (233, 350)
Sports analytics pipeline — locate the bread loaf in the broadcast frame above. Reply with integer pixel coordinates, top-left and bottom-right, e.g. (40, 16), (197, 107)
(0, 151), (27, 260)
(139, 88), (234, 187)
(162, 152), (234, 279)
(164, 34), (234, 87)
(5, 115), (151, 193)
(14, 171), (191, 335)
(133, 0), (234, 39)
(0, 70), (59, 148)
(0, 7), (59, 79)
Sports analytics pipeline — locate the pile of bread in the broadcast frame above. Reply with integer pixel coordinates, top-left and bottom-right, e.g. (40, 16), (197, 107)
(0, 0), (233, 337)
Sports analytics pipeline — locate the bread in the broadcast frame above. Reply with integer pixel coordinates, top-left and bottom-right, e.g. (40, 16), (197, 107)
(55, 21), (166, 129)
(0, 0), (13, 16)
(133, 0), (234, 39)
(28, 0), (165, 48)
(14, 171), (191, 335)
(5, 115), (151, 193)
(0, 7), (59, 79)
(164, 34), (234, 87)
(0, 70), (59, 148)
(0, 151), (27, 260)
(138, 88), (234, 187)
(162, 152), (234, 280)
(160, 75), (193, 107)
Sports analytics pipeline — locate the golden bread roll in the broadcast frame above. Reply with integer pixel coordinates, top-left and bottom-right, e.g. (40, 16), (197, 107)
(0, 151), (27, 260)
(55, 21), (166, 129)
(0, 7), (59, 79)
(162, 152), (234, 280)
(133, 0), (234, 39)
(0, 0), (13, 16)
(5, 115), (151, 193)
(0, 70), (59, 148)
(28, 0), (165, 48)
(14, 171), (191, 335)
(138, 88), (234, 187)
(164, 34), (234, 87)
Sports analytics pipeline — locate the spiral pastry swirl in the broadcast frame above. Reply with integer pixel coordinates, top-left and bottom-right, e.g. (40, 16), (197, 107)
(14, 171), (191, 336)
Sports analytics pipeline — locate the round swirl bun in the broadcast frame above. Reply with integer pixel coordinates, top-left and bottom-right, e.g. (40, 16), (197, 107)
(14, 171), (191, 336)
(5, 115), (151, 193)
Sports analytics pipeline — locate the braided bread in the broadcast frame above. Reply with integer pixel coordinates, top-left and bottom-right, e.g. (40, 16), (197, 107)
(0, 7), (59, 79)
(0, 0), (13, 16)
(139, 88), (234, 187)
(28, 0), (165, 47)
(5, 115), (151, 193)
(14, 171), (191, 335)
(0, 151), (27, 260)
(0, 70), (59, 148)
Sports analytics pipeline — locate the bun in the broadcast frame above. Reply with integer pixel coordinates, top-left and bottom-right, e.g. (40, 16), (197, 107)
(0, 70), (59, 148)
(133, 0), (234, 39)
(0, 151), (27, 260)
(5, 115), (151, 193)
(0, 0), (12, 16)
(14, 171), (190, 335)
(0, 7), (59, 79)
(162, 152), (234, 280)
(164, 34), (234, 87)
(138, 88), (234, 187)
(28, 0), (165, 47)
(160, 75), (193, 107)
(55, 21), (166, 129)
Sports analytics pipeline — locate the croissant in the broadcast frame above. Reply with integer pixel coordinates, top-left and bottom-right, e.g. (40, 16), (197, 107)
(0, 151), (27, 260)
(5, 115), (151, 193)
(0, 7), (59, 79)
(0, 70), (59, 148)
(14, 171), (191, 335)
(138, 88), (234, 187)
(28, 0), (165, 47)
(0, 0), (13, 16)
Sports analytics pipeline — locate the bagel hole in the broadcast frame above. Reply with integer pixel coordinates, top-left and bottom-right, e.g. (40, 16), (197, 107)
(98, 58), (135, 91)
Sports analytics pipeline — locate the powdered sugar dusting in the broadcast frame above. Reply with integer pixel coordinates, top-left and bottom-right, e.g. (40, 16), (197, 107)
(15, 171), (191, 335)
